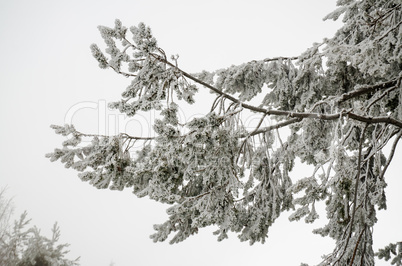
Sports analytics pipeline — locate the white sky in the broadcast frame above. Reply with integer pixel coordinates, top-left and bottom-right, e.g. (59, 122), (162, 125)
(0, 1), (400, 265)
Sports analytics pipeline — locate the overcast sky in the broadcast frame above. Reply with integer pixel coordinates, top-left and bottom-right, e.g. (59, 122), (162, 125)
(0, 1), (401, 265)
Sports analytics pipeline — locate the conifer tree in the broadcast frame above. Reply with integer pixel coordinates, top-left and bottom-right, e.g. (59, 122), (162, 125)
(47, 0), (402, 264)
(0, 213), (79, 266)
(0, 189), (79, 266)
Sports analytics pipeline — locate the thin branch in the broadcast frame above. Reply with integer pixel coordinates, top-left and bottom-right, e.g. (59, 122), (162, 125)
(349, 226), (367, 266)
(108, 63), (137, 77)
(363, 128), (400, 163)
(248, 114), (268, 136)
(364, 84), (400, 111)
(335, 124), (369, 265)
(262, 56), (298, 62)
(74, 130), (154, 141)
(122, 36), (136, 49)
(153, 54), (270, 114)
(120, 133), (155, 141)
(366, 4), (401, 28)
(246, 117), (302, 137)
(379, 130), (402, 180)
(337, 75), (401, 103)
(251, 110), (402, 132)
(349, 124), (368, 235)
(347, 112), (402, 128)
(377, 18), (402, 41)
(182, 182), (229, 203)
(122, 44), (136, 54)
(210, 95), (223, 112)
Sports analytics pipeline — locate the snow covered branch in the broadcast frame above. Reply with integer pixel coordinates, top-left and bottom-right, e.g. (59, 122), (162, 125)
(48, 1), (402, 264)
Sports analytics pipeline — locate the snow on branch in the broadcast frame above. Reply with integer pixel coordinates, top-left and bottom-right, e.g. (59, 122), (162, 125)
(48, 2), (402, 264)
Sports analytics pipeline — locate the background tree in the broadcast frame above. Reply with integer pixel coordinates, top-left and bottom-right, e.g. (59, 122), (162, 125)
(0, 188), (79, 266)
(0, 187), (14, 243)
(47, 0), (402, 265)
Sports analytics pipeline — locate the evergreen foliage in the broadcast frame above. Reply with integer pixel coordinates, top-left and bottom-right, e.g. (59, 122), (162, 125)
(47, 0), (402, 264)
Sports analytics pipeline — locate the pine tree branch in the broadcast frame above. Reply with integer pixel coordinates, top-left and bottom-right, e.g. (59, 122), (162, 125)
(160, 53), (401, 119)
(154, 55), (402, 130)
